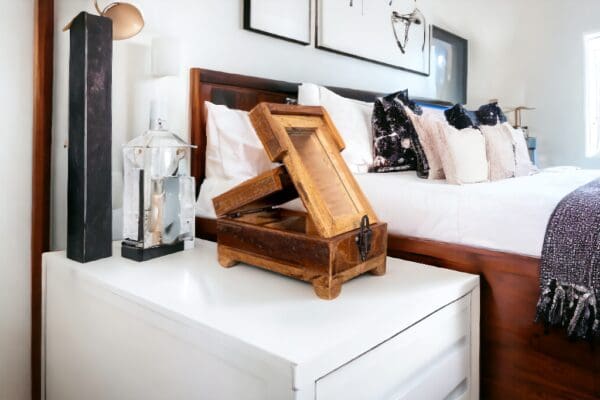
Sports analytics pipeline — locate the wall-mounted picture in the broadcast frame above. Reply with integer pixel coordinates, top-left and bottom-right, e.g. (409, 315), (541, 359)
(316, 0), (430, 75)
(430, 26), (468, 104)
(243, 0), (311, 45)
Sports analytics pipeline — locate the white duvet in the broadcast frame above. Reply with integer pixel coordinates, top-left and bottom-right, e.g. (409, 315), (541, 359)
(196, 168), (600, 257)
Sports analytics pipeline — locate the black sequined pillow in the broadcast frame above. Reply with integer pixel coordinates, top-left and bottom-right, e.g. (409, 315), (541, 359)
(445, 102), (508, 129)
(476, 102), (508, 126)
(444, 104), (479, 129)
(395, 89), (423, 115)
(371, 91), (429, 178)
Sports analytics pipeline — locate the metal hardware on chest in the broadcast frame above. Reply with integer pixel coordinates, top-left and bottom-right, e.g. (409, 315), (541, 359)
(356, 215), (372, 262)
(226, 206), (276, 219)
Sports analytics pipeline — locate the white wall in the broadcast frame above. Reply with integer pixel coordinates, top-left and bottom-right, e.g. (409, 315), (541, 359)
(520, 0), (600, 168)
(0, 1), (33, 400)
(51, 0), (529, 250)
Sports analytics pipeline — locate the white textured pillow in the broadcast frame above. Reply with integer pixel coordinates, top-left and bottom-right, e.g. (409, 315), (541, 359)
(503, 123), (538, 177)
(435, 123), (489, 185)
(298, 83), (320, 106)
(298, 83), (374, 172)
(204, 102), (273, 180)
(480, 125), (516, 181)
(405, 108), (445, 179)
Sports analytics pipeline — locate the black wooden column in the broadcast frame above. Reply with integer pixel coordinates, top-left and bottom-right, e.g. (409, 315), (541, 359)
(67, 12), (113, 262)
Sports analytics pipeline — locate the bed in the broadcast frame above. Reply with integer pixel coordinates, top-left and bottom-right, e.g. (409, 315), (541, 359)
(197, 168), (600, 257)
(189, 68), (600, 399)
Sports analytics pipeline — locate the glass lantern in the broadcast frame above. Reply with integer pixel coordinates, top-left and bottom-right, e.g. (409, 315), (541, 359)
(121, 124), (196, 261)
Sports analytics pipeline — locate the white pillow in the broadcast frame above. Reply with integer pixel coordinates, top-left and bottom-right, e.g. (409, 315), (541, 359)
(298, 83), (320, 106)
(435, 123), (489, 184)
(479, 124), (517, 181)
(298, 83), (374, 173)
(503, 123), (538, 177)
(195, 176), (247, 218)
(204, 102), (273, 180)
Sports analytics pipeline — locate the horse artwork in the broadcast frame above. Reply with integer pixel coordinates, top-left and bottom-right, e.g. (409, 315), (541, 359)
(391, 6), (426, 54)
(318, 0), (430, 74)
(348, 0), (427, 55)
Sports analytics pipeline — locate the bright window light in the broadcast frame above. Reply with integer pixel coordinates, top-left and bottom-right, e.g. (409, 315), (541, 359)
(585, 33), (600, 157)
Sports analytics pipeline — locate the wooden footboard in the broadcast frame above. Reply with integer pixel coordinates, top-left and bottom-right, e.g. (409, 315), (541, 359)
(388, 234), (599, 400)
(196, 216), (599, 399)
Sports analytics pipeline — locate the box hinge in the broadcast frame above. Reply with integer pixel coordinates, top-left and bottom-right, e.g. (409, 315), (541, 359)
(226, 206), (277, 219)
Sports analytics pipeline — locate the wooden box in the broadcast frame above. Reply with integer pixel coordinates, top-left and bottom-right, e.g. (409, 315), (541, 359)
(213, 104), (387, 299)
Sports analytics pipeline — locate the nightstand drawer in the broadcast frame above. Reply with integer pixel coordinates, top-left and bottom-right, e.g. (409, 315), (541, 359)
(316, 295), (472, 400)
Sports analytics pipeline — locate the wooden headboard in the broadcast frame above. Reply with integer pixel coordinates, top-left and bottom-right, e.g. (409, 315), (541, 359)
(189, 68), (451, 191)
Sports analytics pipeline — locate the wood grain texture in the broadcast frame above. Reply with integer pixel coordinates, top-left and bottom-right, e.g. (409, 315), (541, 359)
(212, 166), (297, 217)
(66, 12), (113, 263)
(189, 68), (599, 398)
(32, 0), (54, 398)
(216, 220), (387, 300)
(249, 103), (378, 238)
(215, 102), (386, 299)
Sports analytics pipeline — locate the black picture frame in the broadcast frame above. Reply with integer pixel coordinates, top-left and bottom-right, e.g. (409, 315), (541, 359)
(431, 26), (468, 104)
(315, 0), (431, 76)
(243, 0), (311, 46)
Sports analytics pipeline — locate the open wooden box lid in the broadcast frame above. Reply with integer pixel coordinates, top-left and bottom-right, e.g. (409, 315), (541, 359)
(213, 166), (299, 218)
(218, 103), (377, 239)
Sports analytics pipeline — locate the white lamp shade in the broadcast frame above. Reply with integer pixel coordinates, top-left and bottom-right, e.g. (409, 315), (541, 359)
(151, 37), (181, 77)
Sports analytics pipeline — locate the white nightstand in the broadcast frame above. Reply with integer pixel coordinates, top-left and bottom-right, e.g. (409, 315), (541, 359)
(42, 240), (480, 400)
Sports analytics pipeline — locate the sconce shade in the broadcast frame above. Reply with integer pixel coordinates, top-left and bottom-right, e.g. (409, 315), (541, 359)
(100, 2), (144, 40)
(151, 37), (181, 77)
(63, 1), (144, 40)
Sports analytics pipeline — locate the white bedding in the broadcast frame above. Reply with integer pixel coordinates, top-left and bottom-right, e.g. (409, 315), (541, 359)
(196, 168), (600, 257)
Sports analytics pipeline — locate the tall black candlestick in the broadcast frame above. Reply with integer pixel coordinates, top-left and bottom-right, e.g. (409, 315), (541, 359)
(67, 12), (113, 263)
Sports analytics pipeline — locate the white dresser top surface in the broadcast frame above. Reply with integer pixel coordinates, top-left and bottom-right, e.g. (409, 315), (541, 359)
(43, 240), (478, 367)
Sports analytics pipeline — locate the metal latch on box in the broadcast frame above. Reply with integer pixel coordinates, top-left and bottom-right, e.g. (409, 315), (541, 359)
(355, 215), (372, 262)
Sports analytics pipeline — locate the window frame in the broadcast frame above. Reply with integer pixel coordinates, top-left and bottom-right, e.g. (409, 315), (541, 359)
(584, 32), (600, 158)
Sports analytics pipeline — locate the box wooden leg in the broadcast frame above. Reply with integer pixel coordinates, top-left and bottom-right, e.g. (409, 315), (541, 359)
(369, 262), (386, 276)
(219, 255), (238, 268)
(217, 246), (239, 268)
(313, 277), (342, 300)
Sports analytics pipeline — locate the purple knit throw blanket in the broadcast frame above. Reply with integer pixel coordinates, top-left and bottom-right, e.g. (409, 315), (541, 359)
(536, 178), (600, 340)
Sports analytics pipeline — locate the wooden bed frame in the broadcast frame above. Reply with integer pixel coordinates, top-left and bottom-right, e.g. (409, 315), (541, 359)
(189, 68), (599, 399)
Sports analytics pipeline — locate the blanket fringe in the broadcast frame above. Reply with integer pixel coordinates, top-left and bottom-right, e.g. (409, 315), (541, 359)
(535, 279), (599, 340)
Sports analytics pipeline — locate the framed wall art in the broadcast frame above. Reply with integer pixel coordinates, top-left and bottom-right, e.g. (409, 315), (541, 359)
(430, 26), (468, 104)
(243, 0), (311, 45)
(316, 0), (431, 75)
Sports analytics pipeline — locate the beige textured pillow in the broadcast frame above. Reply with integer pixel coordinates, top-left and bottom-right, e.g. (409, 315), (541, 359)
(434, 122), (489, 184)
(502, 123), (538, 177)
(405, 108), (445, 179)
(480, 125), (516, 181)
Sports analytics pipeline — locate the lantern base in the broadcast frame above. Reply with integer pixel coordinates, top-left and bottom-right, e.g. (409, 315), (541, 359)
(121, 241), (184, 262)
